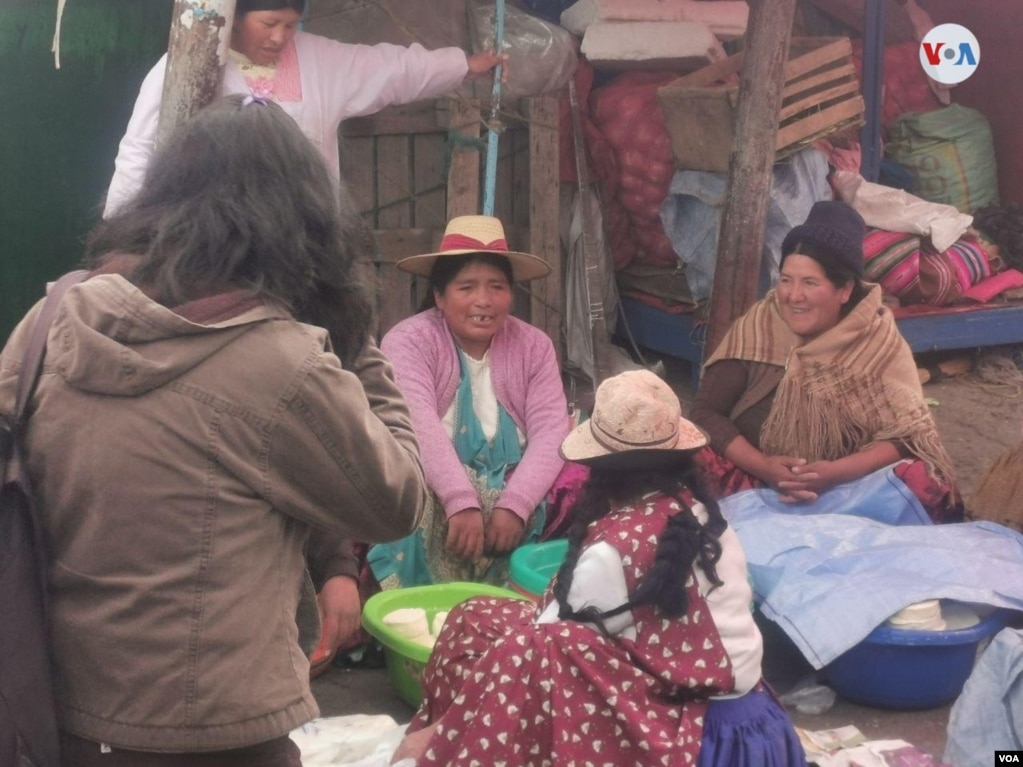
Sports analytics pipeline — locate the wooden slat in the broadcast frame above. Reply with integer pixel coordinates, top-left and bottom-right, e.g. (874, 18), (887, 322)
(660, 52), (745, 91)
(658, 36), (863, 174)
(371, 227), (441, 338)
(493, 126), (517, 227)
(779, 80), (861, 122)
(340, 135), (378, 224)
(371, 228), (443, 262)
(446, 98), (481, 219)
(783, 37), (852, 81)
(376, 264), (414, 338)
(412, 132), (446, 227)
(775, 96), (865, 150)
(511, 122), (531, 230)
(376, 135), (412, 230)
(342, 101), (447, 138)
(525, 96), (562, 360)
(782, 64), (856, 104)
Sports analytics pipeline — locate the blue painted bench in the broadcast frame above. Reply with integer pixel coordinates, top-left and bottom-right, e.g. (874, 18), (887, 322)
(620, 296), (1023, 388)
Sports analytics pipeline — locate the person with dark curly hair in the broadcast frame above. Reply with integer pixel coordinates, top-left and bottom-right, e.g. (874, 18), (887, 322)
(1, 94), (427, 765)
(391, 370), (805, 767)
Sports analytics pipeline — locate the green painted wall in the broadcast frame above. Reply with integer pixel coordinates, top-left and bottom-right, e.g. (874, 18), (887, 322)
(0, 1), (172, 338)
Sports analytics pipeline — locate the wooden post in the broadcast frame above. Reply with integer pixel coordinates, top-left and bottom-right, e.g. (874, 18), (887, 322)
(157, 0), (236, 150)
(705, 0), (797, 356)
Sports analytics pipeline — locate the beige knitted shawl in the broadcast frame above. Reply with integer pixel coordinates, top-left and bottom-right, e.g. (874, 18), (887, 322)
(704, 285), (956, 486)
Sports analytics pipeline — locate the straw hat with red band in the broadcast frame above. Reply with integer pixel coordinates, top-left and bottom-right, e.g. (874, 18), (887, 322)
(395, 215), (552, 283)
(560, 370), (708, 466)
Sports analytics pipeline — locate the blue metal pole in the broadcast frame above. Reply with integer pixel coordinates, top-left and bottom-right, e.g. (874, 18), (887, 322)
(482, 0), (506, 216)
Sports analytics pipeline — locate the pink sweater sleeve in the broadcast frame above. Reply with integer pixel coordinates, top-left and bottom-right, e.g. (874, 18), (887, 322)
(493, 323), (570, 522)
(306, 34), (468, 124)
(381, 314), (480, 518)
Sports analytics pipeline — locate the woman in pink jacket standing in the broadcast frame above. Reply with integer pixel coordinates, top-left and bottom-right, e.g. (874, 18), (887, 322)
(372, 215), (571, 588)
(104, 0), (504, 217)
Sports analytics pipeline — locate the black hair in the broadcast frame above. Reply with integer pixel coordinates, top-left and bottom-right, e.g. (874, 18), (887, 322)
(780, 240), (867, 316)
(551, 458), (726, 630)
(236, 0), (306, 14)
(972, 203), (1023, 271)
(85, 94), (374, 365)
(418, 253), (514, 311)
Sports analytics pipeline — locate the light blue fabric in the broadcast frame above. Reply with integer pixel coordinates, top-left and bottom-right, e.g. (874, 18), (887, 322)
(453, 350), (522, 491)
(944, 627), (1023, 766)
(659, 147), (832, 301)
(720, 465), (1023, 668)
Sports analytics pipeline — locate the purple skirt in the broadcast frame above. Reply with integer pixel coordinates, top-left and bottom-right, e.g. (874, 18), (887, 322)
(699, 687), (807, 767)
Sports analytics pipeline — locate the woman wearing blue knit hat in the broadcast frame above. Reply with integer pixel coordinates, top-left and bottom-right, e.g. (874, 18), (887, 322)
(690, 201), (961, 522)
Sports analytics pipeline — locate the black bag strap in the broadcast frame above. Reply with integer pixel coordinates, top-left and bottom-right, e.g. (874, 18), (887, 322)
(13, 270), (90, 425)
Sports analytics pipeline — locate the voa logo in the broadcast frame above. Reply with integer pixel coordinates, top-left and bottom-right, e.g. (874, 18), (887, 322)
(919, 23), (980, 85)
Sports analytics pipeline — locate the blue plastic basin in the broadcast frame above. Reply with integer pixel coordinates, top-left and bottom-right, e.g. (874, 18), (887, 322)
(823, 607), (1009, 710)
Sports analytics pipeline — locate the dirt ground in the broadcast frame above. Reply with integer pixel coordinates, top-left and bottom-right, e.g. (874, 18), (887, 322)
(311, 344), (1023, 761)
(922, 360), (1022, 503)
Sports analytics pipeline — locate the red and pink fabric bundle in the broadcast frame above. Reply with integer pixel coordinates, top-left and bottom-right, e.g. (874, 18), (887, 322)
(863, 229), (993, 306)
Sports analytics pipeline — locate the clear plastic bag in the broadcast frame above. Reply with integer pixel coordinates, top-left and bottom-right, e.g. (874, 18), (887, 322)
(779, 674), (838, 715)
(469, 1), (579, 100)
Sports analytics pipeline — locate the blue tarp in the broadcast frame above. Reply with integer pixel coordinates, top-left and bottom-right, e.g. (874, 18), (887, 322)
(720, 465), (1023, 668)
(659, 147), (832, 301)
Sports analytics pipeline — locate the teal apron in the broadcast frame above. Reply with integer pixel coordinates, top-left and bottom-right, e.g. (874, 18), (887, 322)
(369, 351), (545, 588)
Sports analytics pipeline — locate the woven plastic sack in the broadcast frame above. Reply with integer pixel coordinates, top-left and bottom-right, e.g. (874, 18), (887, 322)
(885, 104), (999, 214)
(587, 71), (678, 269)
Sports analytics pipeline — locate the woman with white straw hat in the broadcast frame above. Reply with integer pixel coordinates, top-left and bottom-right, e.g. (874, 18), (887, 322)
(392, 370), (806, 767)
(369, 215), (571, 589)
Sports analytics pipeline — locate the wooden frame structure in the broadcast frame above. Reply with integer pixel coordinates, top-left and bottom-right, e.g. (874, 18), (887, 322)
(340, 95), (562, 356)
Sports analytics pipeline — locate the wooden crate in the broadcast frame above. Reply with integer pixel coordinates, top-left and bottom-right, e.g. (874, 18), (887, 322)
(655, 37), (865, 173)
(340, 96), (562, 356)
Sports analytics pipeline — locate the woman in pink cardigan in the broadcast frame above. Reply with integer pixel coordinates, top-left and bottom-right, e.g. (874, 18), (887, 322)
(371, 215), (571, 587)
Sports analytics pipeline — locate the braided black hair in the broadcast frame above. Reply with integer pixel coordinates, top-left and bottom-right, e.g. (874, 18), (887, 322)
(551, 458), (726, 632)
